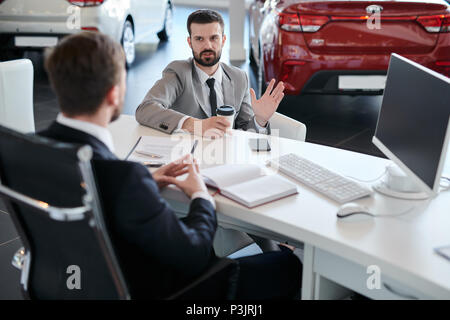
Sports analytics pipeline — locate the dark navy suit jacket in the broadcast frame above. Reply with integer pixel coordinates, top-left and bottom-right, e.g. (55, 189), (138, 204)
(39, 121), (217, 298)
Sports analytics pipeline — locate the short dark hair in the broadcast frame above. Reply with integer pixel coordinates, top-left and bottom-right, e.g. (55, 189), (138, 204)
(44, 32), (125, 116)
(187, 9), (225, 36)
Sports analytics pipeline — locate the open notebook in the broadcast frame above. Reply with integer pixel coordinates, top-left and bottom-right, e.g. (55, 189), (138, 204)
(202, 164), (298, 208)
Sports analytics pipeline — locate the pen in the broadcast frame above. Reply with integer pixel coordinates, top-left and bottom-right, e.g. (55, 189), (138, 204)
(190, 139), (199, 155)
(135, 150), (162, 158)
(143, 161), (164, 168)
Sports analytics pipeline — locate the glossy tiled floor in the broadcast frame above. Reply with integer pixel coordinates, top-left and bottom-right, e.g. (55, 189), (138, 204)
(0, 5), (386, 299)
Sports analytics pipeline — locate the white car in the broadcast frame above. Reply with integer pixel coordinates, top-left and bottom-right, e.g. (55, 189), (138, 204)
(0, 0), (173, 67)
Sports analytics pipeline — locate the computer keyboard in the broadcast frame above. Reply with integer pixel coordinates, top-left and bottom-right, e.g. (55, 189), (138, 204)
(267, 153), (372, 203)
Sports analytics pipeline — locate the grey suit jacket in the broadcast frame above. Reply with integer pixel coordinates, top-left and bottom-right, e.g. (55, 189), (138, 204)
(135, 58), (269, 134)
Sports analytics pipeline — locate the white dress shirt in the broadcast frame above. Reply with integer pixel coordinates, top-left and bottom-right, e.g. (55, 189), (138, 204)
(56, 113), (115, 152)
(176, 63), (267, 133)
(56, 113), (215, 207)
(194, 63), (225, 116)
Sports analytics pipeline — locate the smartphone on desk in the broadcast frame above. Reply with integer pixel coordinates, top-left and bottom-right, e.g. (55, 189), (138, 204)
(249, 138), (271, 152)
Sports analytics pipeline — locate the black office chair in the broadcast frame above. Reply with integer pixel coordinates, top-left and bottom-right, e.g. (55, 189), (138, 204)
(0, 125), (239, 300)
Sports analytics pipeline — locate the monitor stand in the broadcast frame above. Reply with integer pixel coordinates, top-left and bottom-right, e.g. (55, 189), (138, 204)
(372, 164), (430, 200)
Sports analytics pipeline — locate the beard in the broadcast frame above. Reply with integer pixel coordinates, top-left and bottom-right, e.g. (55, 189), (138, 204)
(193, 49), (222, 67)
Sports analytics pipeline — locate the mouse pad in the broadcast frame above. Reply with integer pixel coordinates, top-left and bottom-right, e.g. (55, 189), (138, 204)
(435, 245), (450, 261)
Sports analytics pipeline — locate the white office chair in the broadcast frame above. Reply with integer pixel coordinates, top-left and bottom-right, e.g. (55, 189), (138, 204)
(0, 59), (35, 133)
(270, 112), (307, 141)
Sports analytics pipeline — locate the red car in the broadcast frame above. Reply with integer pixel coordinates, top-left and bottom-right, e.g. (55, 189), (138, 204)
(249, 0), (450, 95)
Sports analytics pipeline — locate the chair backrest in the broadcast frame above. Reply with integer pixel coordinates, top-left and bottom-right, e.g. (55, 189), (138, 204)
(0, 125), (129, 299)
(270, 112), (307, 141)
(0, 59), (35, 133)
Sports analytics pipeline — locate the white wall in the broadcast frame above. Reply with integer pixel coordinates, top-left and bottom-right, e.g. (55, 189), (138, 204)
(172, 0), (252, 9)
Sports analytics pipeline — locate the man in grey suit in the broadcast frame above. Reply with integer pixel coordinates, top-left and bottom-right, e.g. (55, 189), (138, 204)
(135, 9), (285, 138)
(135, 9), (287, 254)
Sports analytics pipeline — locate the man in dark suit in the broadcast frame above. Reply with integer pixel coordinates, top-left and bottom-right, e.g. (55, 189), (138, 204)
(40, 31), (301, 299)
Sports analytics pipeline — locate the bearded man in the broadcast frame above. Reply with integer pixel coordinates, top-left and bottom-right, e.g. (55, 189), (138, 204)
(135, 9), (285, 138)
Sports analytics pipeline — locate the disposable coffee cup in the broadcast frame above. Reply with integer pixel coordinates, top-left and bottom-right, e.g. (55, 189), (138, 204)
(216, 105), (235, 130)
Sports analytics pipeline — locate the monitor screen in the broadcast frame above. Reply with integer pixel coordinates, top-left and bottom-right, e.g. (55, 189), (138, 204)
(373, 54), (450, 191)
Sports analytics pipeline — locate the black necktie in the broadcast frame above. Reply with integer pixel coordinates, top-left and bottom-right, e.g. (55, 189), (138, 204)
(206, 78), (217, 116)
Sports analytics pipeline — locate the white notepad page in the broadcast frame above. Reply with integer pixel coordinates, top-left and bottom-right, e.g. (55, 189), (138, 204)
(222, 175), (298, 207)
(127, 136), (191, 164)
(202, 164), (264, 189)
(202, 164), (297, 207)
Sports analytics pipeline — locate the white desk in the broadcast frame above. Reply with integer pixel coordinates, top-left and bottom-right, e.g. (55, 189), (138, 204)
(109, 115), (450, 300)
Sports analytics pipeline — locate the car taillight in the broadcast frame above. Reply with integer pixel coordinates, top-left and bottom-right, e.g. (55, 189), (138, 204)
(442, 15), (450, 32)
(81, 27), (99, 31)
(278, 12), (329, 32)
(417, 14), (450, 33)
(67, 0), (107, 7)
(278, 12), (301, 32)
(299, 15), (329, 32)
(331, 16), (416, 21)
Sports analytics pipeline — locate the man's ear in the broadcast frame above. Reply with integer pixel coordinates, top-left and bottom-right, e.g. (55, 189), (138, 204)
(187, 36), (192, 49)
(222, 34), (226, 46)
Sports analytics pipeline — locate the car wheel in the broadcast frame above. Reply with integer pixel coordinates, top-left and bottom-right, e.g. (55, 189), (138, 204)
(157, 2), (173, 42)
(121, 20), (135, 68)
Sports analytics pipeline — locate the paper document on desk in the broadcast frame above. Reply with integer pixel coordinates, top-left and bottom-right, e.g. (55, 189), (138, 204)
(126, 136), (190, 165)
(202, 164), (298, 208)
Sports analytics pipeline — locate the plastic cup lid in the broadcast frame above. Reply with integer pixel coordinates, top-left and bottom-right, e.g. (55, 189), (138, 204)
(217, 105), (235, 116)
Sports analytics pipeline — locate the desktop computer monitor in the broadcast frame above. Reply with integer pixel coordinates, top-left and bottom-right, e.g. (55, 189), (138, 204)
(372, 53), (450, 199)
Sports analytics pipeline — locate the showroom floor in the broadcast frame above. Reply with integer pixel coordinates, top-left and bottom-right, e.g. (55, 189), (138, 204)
(0, 5), (386, 299)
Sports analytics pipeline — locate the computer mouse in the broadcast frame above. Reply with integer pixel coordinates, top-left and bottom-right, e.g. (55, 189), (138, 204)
(336, 202), (374, 219)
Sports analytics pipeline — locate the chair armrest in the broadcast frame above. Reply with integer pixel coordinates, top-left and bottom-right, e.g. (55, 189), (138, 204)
(166, 257), (239, 300)
(12, 247), (26, 270)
